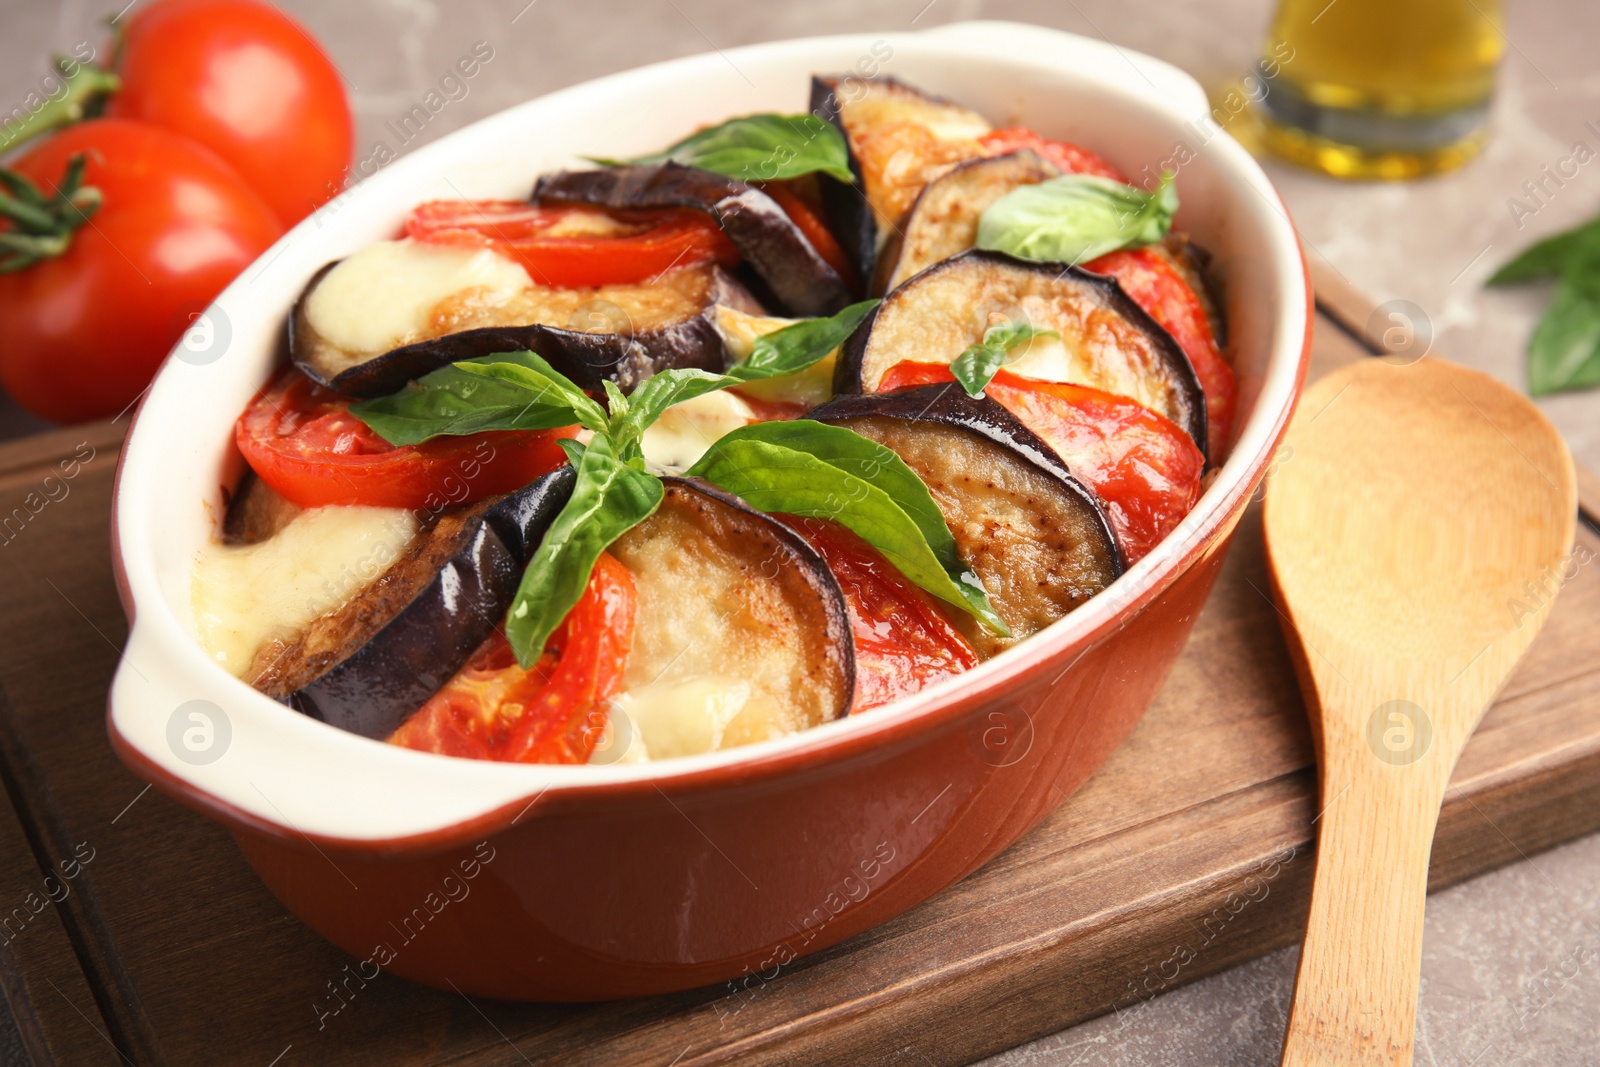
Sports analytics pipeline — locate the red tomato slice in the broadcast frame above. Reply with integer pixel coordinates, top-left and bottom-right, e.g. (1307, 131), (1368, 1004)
(879, 364), (1203, 565)
(779, 514), (978, 713)
(978, 127), (1127, 182)
(236, 371), (572, 510)
(390, 552), (637, 763)
(1084, 247), (1236, 461)
(405, 200), (740, 288)
(757, 182), (857, 287)
(726, 390), (809, 422)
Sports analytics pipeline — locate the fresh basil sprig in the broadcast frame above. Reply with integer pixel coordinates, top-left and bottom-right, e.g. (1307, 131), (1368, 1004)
(590, 113), (854, 185)
(355, 301), (877, 450)
(949, 322), (1059, 397)
(504, 434), (663, 661)
(1488, 219), (1600, 396)
(346, 298), (1018, 668)
(728, 299), (877, 381)
(686, 422), (1009, 635)
(350, 351), (608, 446)
(977, 172), (1177, 266)
(1487, 218), (1600, 285)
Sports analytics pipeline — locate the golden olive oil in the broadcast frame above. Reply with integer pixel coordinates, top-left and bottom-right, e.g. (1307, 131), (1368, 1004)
(1256, 0), (1505, 179)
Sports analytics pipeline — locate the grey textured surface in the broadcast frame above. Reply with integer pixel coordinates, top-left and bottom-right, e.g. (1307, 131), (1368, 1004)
(1, 1), (1597, 1063)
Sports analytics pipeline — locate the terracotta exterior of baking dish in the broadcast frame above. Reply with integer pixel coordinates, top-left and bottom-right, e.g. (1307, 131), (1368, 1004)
(107, 23), (1313, 1000)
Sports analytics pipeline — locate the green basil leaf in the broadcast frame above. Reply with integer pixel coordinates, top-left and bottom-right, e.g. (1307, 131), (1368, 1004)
(1528, 273), (1600, 396)
(728, 299), (878, 382)
(1487, 218), (1600, 285)
(349, 350), (607, 446)
(591, 113), (854, 185)
(950, 322), (1059, 397)
(602, 380), (630, 428)
(607, 302), (880, 457)
(687, 421), (1009, 635)
(976, 171), (1177, 266)
(612, 367), (739, 458)
(504, 432), (664, 666)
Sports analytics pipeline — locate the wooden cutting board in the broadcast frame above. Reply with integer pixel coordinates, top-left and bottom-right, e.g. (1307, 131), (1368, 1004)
(0, 263), (1595, 1067)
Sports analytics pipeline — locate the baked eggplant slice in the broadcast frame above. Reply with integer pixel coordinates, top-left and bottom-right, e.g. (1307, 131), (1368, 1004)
(221, 470), (301, 546)
(810, 75), (992, 265)
(534, 164), (852, 318)
(292, 257), (763, 399)
(811, 387), (1121, 657)
(809, 75), (879, 291)
(608, 477), (854, 751)
(251, 467), (576, 739)
(874, 149), (1058, 295)
(836, 249), (1208, 459)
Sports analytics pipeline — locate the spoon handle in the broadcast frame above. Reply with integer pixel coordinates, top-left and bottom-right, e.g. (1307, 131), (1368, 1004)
(1281, 756), (1450, 1067)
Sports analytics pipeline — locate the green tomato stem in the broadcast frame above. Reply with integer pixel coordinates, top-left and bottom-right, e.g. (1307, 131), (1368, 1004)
(0, 154), (102, 273)
(0, 63), (121, 157)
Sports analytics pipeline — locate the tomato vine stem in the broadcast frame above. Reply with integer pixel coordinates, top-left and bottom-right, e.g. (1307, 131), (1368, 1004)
(0, 62), (121, 157)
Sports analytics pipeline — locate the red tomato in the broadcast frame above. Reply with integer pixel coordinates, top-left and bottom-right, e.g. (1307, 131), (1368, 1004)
(405, 200), (740, 288)
(1085, 247), (1236, 461)
(780, 514), (978, 712)
(978, 128), (1127, 182)
(757, 182), (857, 287)
(390, 552), (636, 763)
(879, 364), (1203, 565)
(0, 119), (282, 423)
(726, 390), (808, 422)
(235, 371), (572, 510)
(108, 0), (353, 228)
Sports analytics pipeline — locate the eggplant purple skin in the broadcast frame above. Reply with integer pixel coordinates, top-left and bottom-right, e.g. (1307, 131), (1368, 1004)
(809, 76), (878, 292)
(831, 249), (1210, 464)
(809, 384), (1125, 579)
(290, 263), (752, 400)
(534, 163), (852, 318)
(287, 465), (577, 740)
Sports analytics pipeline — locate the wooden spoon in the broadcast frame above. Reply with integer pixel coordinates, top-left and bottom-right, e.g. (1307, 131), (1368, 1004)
(1264, 357), (1576, 1066)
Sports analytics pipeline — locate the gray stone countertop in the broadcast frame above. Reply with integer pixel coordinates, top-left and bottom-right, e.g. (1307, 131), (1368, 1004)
(1, 0), (1596, 1063)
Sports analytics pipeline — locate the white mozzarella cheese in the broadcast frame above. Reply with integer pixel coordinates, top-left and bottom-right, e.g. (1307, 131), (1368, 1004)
(191, 506), (419, 676)
(638, 389), (756, 472)
(999, 335), (1080, 383)
(712, 306), (837, 409)
(607, 676), (784, 762)
(304, 238), (530, 355)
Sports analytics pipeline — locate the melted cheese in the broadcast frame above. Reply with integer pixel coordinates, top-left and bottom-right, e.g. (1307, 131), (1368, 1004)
(998, 335), (1079, 383)
(607, 675), (786, 761)
(305, 239), (530, 355)
(711, 306), (837, 409)
(638, 390), (755, 472)
(191, 506), (418, 677)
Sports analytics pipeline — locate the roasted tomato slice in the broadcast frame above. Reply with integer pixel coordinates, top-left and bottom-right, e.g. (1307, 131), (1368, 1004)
(390, 552), (637, 763)
(404, 200), (740, 288)
(236, 370), (572, 510)
(1085, 247), (1235, 460)
(879, 364), (1203, 565)
(978, 127), (1127, 182)
(779, 514), (978, 712)
(756, 181), (857, 287)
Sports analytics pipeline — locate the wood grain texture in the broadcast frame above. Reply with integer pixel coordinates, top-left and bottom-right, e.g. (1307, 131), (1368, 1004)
(1266, 360), (1577, 1066)
(0, 287), (1591, 1065)
(0, 723), (124, 1067)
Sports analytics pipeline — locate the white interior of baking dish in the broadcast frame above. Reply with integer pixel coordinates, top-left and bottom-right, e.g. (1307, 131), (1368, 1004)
(110, 21), (1308, 842)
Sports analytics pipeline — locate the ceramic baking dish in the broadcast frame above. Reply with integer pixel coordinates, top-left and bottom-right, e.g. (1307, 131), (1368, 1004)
(108, 20), (1311, 999)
